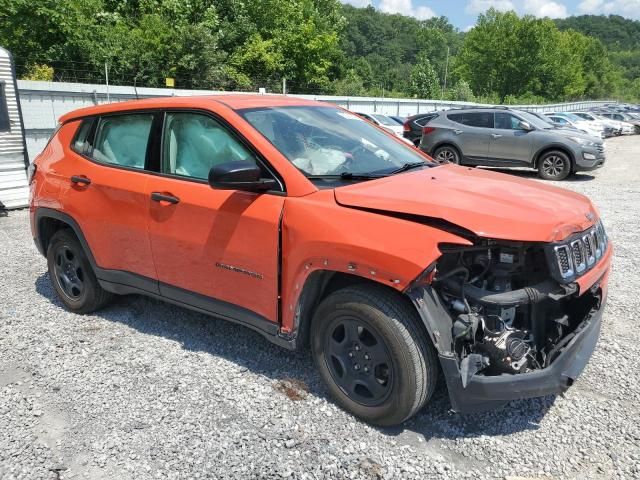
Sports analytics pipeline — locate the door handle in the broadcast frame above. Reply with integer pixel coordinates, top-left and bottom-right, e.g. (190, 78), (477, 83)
(454, 129), (463, 135)
(151, 192), (180, 204)
(70, 175), (91, 186)
(491, 134), (503, 139)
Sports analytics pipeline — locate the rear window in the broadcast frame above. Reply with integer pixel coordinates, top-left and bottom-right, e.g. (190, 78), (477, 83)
(0, 82), (10, 132)
(447, 112), (494, 128)
(413, 114), (437, 127)
(91, 114), (154, 169)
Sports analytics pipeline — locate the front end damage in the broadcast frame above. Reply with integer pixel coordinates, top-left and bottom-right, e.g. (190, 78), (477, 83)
(406, 221), (611, 413)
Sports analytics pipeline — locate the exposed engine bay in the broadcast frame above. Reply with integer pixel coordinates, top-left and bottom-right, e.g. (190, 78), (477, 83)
(433, 241), (601, 386)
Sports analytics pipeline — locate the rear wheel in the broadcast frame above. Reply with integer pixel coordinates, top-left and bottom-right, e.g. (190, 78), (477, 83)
(538, 150), (571, 181)
(433, 145), (460, 164)
(311, 284), (438, 426)
(47, 229), (112, 314)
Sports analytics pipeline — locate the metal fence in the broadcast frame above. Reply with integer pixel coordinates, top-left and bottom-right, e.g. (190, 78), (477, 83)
(18, 80), (616, 160)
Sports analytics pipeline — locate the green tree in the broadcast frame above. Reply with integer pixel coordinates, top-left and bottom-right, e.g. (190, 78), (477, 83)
(410, 54), (439, 99)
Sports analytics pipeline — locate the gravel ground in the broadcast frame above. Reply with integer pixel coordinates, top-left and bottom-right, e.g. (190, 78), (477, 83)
(1, 135), (639, 480)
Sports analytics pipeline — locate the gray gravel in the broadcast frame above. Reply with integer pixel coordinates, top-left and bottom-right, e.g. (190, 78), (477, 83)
(1, 135), (640, 480)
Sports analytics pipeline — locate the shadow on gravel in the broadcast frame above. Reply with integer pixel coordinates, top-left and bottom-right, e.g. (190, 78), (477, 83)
(35, 272), (555, 440)
(482, 167), (596, 183)
(34, 272), (330, 397)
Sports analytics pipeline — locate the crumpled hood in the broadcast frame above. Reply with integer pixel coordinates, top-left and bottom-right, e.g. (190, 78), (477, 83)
(334, 165), (598, 242)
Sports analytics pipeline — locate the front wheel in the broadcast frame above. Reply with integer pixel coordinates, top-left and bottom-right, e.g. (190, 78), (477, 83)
(311, 285), (438, 426)
(433, 145), (460, 164)
(538, 150), (571, 181)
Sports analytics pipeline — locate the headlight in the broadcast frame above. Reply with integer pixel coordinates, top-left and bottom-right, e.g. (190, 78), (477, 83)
(569, 136), (599, 147)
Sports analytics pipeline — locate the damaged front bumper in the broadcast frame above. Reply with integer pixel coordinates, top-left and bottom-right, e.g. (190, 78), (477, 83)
(438, 301), (602, 412)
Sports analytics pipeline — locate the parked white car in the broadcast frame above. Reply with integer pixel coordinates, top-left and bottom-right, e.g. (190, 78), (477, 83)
(572, 111), (634, 135)
(355, 112), (414, 145)
(545, 113), (604, 139)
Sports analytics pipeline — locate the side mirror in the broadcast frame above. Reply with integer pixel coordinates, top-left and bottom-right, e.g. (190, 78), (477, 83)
(518, 121), (533, 131)
(208, 161), (277, 192)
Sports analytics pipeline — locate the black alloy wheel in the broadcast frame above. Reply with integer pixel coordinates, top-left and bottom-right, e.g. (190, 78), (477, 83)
(47, 229), (112, 313)
(311, 285), (438, 426)
(53, 244), (85, 300)
(323, 317), (394, 406)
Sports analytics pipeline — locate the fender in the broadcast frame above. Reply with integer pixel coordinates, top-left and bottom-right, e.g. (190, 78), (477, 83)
(279, 190), (470, 336)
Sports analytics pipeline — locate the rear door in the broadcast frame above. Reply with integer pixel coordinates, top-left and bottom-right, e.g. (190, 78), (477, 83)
(488, 112), (534, 165)
(145, 110), (285, 324)
(445, 112), (493, 163)
(56, 112), (159, 291)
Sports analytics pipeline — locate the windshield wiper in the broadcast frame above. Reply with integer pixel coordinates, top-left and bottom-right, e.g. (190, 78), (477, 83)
(306, 172), (386, 180)
(388, 161), (430, 175)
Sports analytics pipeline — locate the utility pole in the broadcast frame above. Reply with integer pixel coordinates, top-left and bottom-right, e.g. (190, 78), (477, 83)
(104, 62), (110, 103)
(442, 46), (450, 100)
(282, 77), (287, 95)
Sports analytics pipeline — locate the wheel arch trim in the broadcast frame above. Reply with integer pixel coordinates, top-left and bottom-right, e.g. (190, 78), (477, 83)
(34, 207), (98, 269)
(532, 144), (575, 170)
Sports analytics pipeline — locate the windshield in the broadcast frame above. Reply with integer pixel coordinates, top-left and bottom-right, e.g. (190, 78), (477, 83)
(559, 112), (583, 122)
(371, 114), (398, 126)
(239, 106), (432, 178)
(515, 110), (554, 129)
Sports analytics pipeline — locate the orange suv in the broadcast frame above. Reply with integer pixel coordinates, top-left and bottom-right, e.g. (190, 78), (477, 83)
(29, 95), (611, 426)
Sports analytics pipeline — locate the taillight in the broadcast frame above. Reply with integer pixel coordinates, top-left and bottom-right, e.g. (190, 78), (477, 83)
(403, 122), (411, 132)
(422, 126), (435, 135)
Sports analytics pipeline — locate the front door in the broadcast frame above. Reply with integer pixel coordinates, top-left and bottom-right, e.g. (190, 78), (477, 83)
(146, 111), (285, 324)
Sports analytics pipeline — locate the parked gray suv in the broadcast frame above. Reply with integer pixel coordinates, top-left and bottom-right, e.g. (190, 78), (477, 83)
(419, 108), (605, 180)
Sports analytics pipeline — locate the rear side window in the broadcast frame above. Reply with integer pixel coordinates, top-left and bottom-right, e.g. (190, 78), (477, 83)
(413, 114), (437, 127)
(447, 112), (494, 128)
(0, 82), (10, 132)
(92, 114), (153, 169)
(72, 119), (94, 155)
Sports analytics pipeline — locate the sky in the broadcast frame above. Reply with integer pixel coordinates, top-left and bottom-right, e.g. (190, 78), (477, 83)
(341, 0), (640, 30)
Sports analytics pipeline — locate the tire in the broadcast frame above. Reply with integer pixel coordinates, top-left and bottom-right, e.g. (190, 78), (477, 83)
(433, 145), (460, 164)
(47, 229), (112, 314)
(310, 284), (438, 426)
(537, 150), (572, 181)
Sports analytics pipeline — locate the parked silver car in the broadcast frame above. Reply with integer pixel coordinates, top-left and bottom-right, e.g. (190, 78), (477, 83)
(419, 108), (605, 181)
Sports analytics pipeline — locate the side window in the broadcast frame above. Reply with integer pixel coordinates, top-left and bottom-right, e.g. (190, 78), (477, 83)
(162, 112), (259, 180)
(448, 112), (493, 128)
(463, 112), (494, 128)
(447, 113), (463, 124)
(0, 82), (10, 132)
(414, 114), (437, 127)
(92, 114), (153, 169)
(495, 112), (522, 130)
(71, 119), (94, 155)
